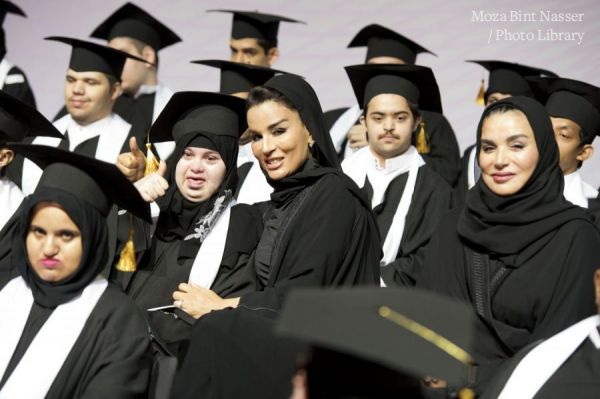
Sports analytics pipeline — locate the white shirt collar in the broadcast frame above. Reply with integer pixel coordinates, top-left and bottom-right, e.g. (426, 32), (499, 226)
(563, 170), (595, 209)
(369, 146), (418, 175)
(134, 84), (158, 98)
(66, 113), (114, 151)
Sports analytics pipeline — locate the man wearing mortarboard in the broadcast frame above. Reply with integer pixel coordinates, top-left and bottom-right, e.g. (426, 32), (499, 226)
(208, 9), (304, 68)
(0, 1), (36, 108)
(328, 24), (461, 186)
(17, 36), (147, 195)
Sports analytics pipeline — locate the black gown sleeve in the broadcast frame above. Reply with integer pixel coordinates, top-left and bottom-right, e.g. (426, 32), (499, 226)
(452, 144), (476, 207)
(418, 111), (461, 186)
(240, 174), (380, 311)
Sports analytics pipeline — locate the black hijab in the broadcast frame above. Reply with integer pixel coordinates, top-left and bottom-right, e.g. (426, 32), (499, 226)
(457, 96), (592, 260)
(258, 74), (369, 207)
(154, 129), (238, 262)
(12, 187), (109, 308)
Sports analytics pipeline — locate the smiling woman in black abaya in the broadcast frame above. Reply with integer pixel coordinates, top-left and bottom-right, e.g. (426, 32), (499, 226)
(417, 97), (600, 395)
(169, 75), (381, 399)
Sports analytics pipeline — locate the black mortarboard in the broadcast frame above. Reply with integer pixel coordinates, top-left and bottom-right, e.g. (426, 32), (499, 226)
(190, 59), (286, 95)
(0, 0), (25, 25)
(8, 144), (151, 222)
(0, 91), (61, 144)
(345, 63), (443, 113)
(45, 36), (148, 79)
(528, 76), (600, 139)
(150, 91), (247, 144)
(208, 9), (304, 41)
(348, 24), (436, 65)
(468, 60), (558, 100)
(277, 287), (475, 387)
(90, 2), (181, 51)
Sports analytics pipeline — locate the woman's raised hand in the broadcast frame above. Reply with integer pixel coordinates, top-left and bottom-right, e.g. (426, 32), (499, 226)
(134, 160), (169, 203)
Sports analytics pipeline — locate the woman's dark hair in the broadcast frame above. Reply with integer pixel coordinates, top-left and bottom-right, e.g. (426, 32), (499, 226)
(482, 102), (520, 119)
(247, 85), (297, 112)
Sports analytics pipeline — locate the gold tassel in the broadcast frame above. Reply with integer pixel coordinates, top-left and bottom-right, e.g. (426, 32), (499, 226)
(115, 215), (137, 272)
(458, 388), (475, 399)
(415, 122), (430, 154)
(475, 78), (486, 106)
(144, 142), (159, 176)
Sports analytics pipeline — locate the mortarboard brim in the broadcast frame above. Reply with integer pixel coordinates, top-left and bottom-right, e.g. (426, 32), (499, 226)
(0, 91), (62, 143)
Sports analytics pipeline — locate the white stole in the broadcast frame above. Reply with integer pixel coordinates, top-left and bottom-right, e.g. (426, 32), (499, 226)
(0, 276), (107, 398)
(236, 162), (273, 205)
(342, 146), (424, 287)
(187, 201), (233, 288)
(0, 177), (24, 231)
(21, 113), (131, 195)
(467, 146), (478, 189)
(0, 59), (14, 90)
(329, 103), (362, 153)
(563, 171), (598, 209)
(498, 315), (600, 399)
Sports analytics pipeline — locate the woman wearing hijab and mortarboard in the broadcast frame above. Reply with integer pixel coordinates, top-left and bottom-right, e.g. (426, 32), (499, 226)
(0, 145), (152, 398)
(170, 74), (381, 399)
(417, 96), (600, 394)
(117, 92), (263, 356)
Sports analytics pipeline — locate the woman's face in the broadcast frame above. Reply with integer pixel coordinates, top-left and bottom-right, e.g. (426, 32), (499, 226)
(175, 147), (226, 202)
(479, 110), (539, 196)
(247, 100), (312, 181)
(26, 202), (83, 283)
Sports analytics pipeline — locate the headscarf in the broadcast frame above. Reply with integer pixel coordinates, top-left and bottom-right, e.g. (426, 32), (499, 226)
(154, 129), (238, 262)
(12, 187), (109, 308)
(457, 96), (592, 261)
(258, 74), (369, 207)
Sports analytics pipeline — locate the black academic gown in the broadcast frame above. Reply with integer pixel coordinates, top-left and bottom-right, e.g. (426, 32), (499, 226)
(481, 334), (600, 399)
(0, 284), (152, 398)
(453, 144), (476, 207)
(416, 208), (600, 394)
(2, 65), (36, 109)
(119, 204), (262, 354)
(170, 171), (381, 399)
(372, 165), (452, 287)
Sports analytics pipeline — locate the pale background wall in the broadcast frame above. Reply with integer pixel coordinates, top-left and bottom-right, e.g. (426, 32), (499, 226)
(6, 0), (600, 185)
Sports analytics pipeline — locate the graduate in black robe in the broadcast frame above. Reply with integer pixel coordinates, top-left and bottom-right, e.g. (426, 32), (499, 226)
(417, 97), (600, 395)
(170, 74), (381, 399)
(327, 24), (461, 185)
(342, 64), (452, 287)
(0, 144), (152, 398)
(453, 61), (557, 206)
(116, 92), (263, 355)
(0, 2), (36, 108)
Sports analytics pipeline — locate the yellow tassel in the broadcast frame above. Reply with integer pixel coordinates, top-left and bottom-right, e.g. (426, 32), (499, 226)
(415, 122), (430, 154)
(458, 388), (475, 399)
(115, 226), (137, 272)
(144, 142), (159, 176)
(475, 78), (486, 106)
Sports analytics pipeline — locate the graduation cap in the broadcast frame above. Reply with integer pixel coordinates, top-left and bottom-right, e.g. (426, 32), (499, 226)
(8, 143), (151, 222)
(149, 91), (247, 145)
(527, 76), (600, 140)
(345, 63), (442, 113)
(467, 60), (558, 105)
(208, 9), (304, 41)
(0, 0), (25, 25)
(348, 24), (436, 65)
(277, 287), (476, 390)
(190, 59), (287, 95)
(90, 2), (181, 51)
(0, 91), (62, 144)
(45, 36), (149, 79)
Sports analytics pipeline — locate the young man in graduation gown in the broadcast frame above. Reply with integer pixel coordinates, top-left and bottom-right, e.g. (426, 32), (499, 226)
(342, 64), (452, 287)
(527, 76), (600, 209)
(454, 60), (557, 204)
(0, 1), (36, 108)
(209, 9), (303, 67)
(11, 36), (147, 195)
(328, 24), (461, 186)
(481, 268), (600, 399)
